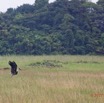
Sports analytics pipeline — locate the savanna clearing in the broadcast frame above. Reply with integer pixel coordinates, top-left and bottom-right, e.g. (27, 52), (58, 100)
(0, 55), (104, 103)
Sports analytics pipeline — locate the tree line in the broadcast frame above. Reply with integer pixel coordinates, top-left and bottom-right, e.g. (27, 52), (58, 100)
(0, 0), (104, 55)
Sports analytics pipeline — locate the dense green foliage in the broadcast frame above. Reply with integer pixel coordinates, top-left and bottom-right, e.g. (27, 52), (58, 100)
(0, 0), (104, 55)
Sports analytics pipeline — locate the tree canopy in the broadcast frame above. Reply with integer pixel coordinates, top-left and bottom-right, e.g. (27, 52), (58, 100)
(0, 0), (104, 55)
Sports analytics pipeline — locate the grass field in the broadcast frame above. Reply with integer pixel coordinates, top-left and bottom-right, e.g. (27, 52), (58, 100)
(0, 55), (104, 103)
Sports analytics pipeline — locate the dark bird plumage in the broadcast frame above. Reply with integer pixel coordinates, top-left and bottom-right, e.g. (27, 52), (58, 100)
(8, 61), (18, 76)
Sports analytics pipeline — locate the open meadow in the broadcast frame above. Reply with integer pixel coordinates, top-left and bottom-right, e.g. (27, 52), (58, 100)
(0, 55), (104, 103)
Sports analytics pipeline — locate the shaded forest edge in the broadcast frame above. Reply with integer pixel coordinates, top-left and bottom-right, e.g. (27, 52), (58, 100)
(0, 0), (104, 55)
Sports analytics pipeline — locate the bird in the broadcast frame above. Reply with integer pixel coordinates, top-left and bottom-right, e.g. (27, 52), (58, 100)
(8, 61), (19, 76)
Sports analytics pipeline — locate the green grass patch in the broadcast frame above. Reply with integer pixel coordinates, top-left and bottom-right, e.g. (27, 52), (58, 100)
(0, 55), (104, 103)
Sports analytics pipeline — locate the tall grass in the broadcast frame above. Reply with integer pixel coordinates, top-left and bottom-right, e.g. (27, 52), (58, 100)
(0, 55), (104, 103)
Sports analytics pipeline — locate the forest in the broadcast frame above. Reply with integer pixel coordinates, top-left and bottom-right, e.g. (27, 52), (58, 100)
(0, 0), (104, 55)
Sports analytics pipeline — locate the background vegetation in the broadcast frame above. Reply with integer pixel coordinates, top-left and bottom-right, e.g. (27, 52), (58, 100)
(0, 0), (104, 55)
